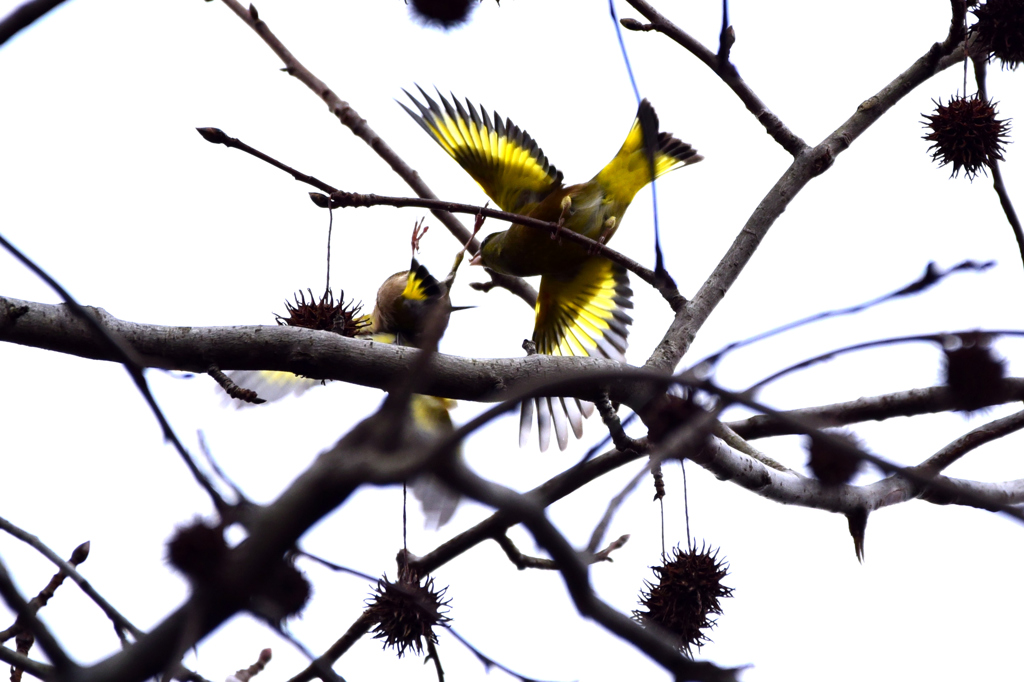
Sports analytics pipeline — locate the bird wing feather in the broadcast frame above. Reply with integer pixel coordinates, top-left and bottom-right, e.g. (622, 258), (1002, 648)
(401, 87), (563, 212)
(523, 257), (633, 450)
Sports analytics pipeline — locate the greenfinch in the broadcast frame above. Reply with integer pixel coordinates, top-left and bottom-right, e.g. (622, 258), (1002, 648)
(401, 88), (701, 450)
(226, 256), (463, 527)
(227, 256), (460, 400)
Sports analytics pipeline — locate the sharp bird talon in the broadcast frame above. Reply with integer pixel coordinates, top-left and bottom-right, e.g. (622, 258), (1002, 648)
(401, 88), (701, 450)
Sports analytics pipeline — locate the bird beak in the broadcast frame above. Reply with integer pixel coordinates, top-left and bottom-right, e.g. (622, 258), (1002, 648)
(469, 253), (484, 266)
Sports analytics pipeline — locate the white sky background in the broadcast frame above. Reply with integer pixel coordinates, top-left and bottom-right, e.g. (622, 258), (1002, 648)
(1, 0), (1022, 681)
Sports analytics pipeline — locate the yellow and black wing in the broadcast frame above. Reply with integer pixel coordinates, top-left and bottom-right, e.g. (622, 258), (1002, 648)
(595, 98), (702, 210)
(522, 257), (633, 450)
(400, 87), (563, 213)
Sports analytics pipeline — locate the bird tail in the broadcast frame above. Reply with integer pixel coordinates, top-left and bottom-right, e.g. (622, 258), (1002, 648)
(596, 99), (702, 207)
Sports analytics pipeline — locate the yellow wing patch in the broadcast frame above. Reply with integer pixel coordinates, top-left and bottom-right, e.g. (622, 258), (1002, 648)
(401, 87), (563, 212)
(402, 258), (441, 302)
(596, 99), (702, 207)
(532, 256), (633, 362)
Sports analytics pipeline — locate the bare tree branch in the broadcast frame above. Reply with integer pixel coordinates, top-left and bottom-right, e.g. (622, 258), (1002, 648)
(0, 515), (143, 643)
(284, 612), (373, 682)
(972, 57), (1023, 273)
(320, 190), (684, 308)
(0, 644), (53, 680)
(0, 295), (650, 406)
(621, 0), (807, 155)
(495, 533), (630, 570)
(918, 476), (1024, 509)
(916, 409), (1024, 474)
(0, 0), (69, 48)
(0, 559), (75, 675)
(0, 541), (89, 643)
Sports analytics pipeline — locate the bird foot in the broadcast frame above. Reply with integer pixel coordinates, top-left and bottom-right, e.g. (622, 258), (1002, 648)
(552, 195), (572, 242)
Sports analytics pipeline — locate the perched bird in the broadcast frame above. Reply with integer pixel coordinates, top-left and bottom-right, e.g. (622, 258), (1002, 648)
(227, 257), (461, 401)
(401, 87), (702, 450)
(226, 256), (464, 528)
(363, 257), (461, 347)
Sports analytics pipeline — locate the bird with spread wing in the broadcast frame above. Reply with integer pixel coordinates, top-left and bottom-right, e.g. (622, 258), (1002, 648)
(401, 87), (702, 450)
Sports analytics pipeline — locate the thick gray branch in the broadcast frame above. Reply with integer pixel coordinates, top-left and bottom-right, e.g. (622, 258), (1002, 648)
(0, 296), (649, 406)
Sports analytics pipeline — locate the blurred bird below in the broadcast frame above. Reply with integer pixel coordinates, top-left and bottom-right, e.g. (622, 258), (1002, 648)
(224, 254), (467, 529)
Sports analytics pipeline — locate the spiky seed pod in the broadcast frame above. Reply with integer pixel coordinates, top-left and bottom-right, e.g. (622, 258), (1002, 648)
(972, 0), (1024, 69)
(922, 95), (1011, 180)
(943, 333), (1007, 413)
(805, 429), (865, 486)
(408, 0), (476, 29)
(634, 544), (733, 655)
(638, 391), (709, 449)
(274, 289), (367, 336)
(166, 520), (228, 580)
(366, 575), (451, 657)
(251, 560), (312, 624)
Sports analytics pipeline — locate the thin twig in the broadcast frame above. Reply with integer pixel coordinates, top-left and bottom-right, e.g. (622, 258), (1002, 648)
(972, 57), (1024, 274)
(699, 260), (993, 369)
(915, 408), (1024, 474)
(284, 612), (373, 682)
(587, 407), (722, 556)
(0, 559), (74, 675)
(495, 533), (629, 570)
(232, 649), (272, 682)
(727, 379), (1024, 439)
(209, 365), (266, 405)
(0, 644), (52, 680)
(594, 394), (643, 453)
(621, 0), (807, 155)
(0, 0), (69, 47)
(317, 190), (685, 309)
(441, 625), (570, 682)
(0, 541), (89, 643)
(0, 516), (143, 643)
(196, 128), (337, 194)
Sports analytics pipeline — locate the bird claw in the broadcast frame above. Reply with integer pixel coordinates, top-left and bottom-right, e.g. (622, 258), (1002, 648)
(553, 195), (572, 242)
